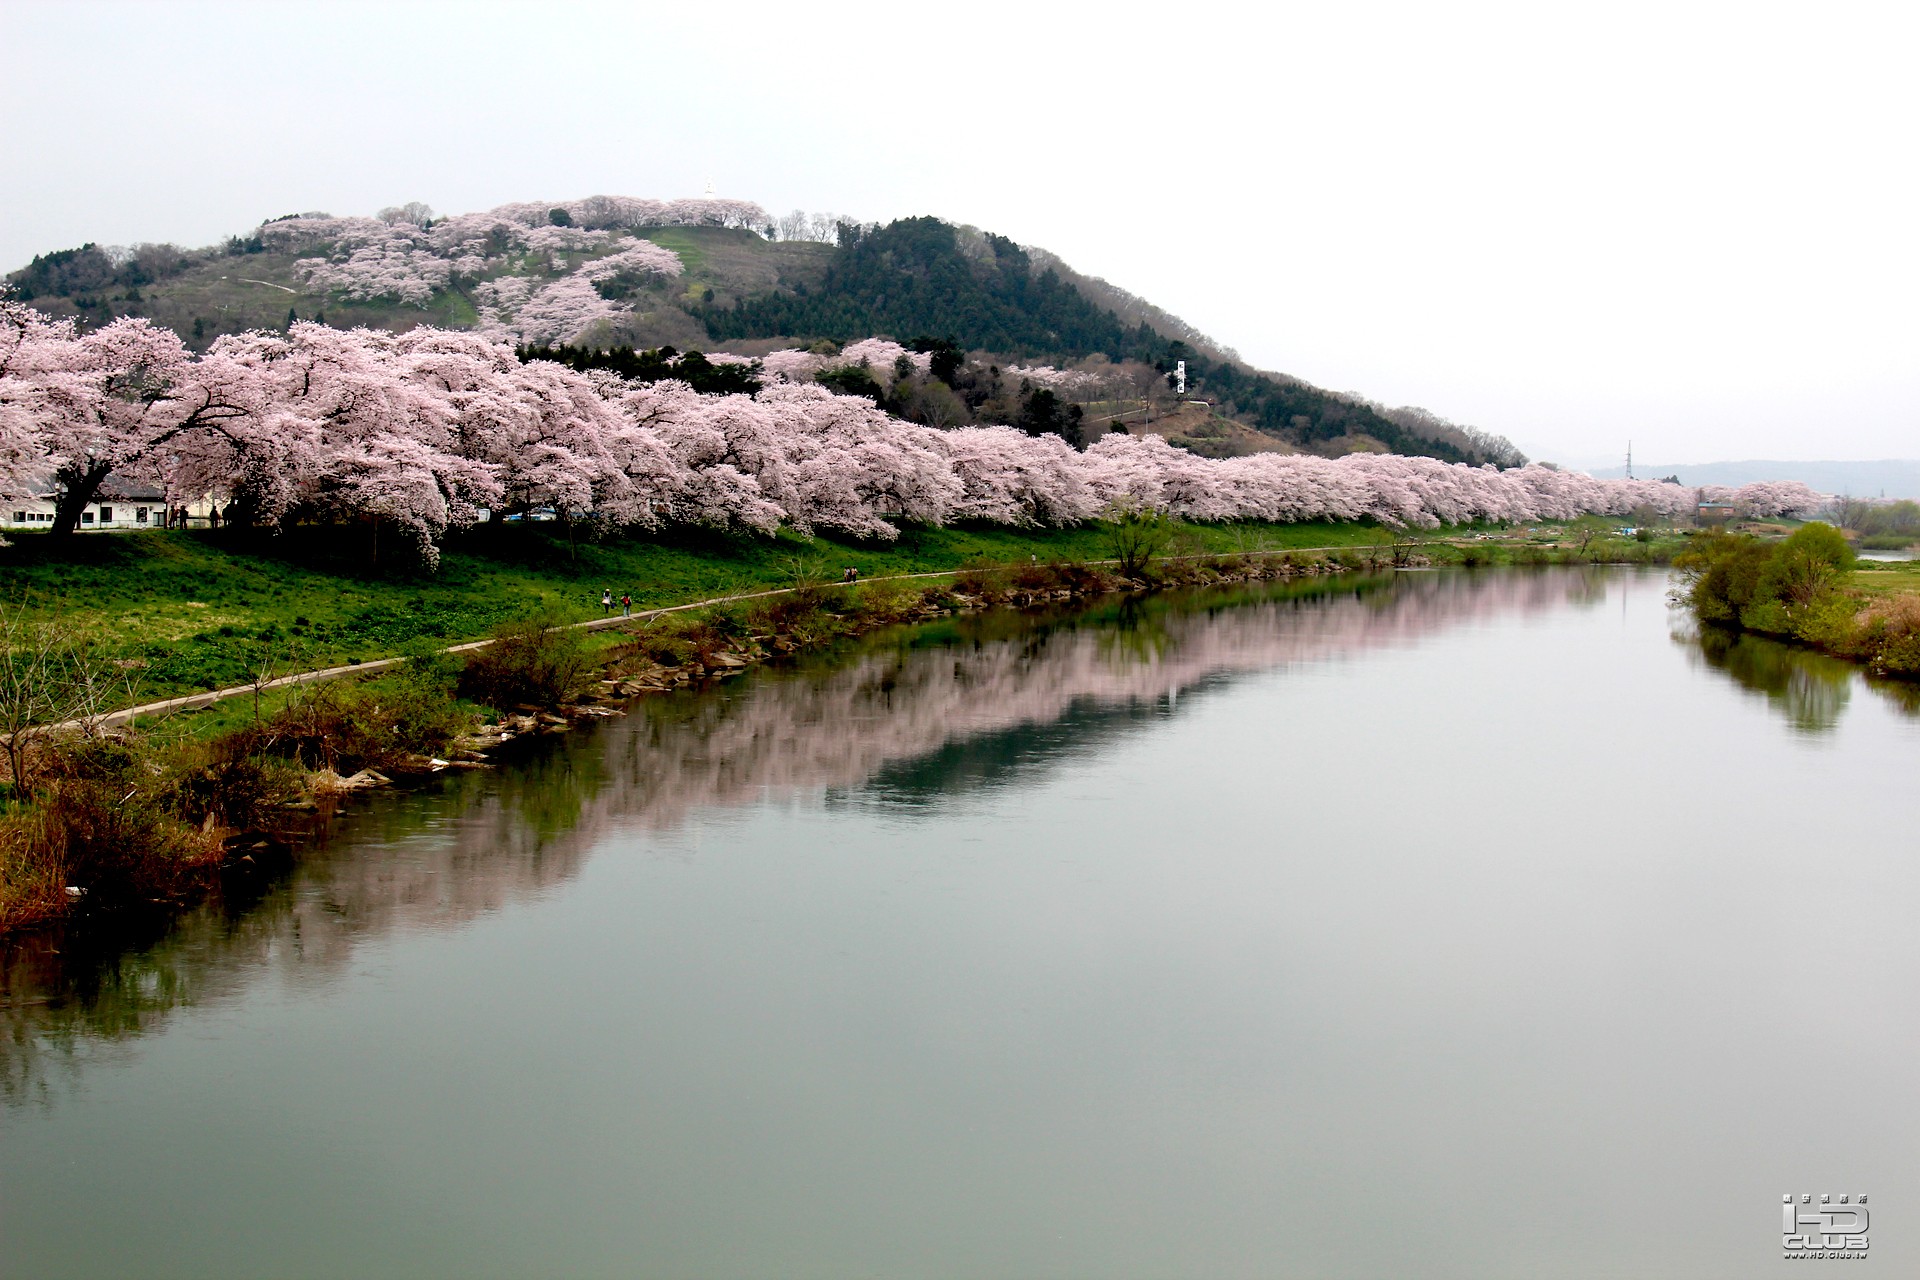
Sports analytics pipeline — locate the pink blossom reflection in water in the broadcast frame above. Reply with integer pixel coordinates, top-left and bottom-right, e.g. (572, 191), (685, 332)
(3, 568), (1918, 1280)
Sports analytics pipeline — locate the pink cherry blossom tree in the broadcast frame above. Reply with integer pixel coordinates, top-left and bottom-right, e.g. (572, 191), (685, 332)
(189, 324), (502, 565)
(829, 339), (931, 383)
(2, 307), (259, 535)
(0, 296), (1831, 559)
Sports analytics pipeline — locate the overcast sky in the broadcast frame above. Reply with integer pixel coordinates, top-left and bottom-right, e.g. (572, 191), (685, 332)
(3, 0), (1913, 466)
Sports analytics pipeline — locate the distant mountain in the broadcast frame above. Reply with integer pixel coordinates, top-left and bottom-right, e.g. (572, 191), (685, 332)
(5, 196), (1525, 466)
(1586, 460), (1920, 499)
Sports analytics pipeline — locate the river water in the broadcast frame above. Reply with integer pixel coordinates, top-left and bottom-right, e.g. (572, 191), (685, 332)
(3, 568), (1917, 1279)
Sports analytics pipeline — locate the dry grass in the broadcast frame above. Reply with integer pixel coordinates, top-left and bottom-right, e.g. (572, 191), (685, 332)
(1858, 592), (1920, 675)
(0, 741), (230, 930)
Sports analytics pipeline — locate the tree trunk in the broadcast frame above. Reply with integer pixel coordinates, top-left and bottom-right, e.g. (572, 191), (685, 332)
(48, 461), (112, 537)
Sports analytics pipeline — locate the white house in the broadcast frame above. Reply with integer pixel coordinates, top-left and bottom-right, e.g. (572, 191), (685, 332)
(3, 478), (174, 531)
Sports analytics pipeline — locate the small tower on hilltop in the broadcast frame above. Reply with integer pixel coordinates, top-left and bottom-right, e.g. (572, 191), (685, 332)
(704, 177), (717, 197)
(1174, 361), (1187, 395)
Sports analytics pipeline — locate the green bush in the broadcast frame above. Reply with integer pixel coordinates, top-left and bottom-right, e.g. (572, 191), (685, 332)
(1676, 524), (1851, 631)
(1671, 522), (1920, 679)
(1791, 593), (1861, 652)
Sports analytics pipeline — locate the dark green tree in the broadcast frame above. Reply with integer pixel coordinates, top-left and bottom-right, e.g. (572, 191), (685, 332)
(816, 364), (884, 403)
(517, 342), (762, 395)
(699, 216), (1478, 462)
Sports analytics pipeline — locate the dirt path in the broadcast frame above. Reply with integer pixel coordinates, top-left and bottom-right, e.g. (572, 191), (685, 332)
(65, 541), (1486, 732)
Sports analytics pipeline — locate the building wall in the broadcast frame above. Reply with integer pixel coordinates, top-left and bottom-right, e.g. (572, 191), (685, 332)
(4, 499), (170, 530)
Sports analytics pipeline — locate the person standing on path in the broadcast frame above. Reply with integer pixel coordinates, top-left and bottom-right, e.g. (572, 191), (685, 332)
(621, 592), (632, 618)
(602, 588), (613, 615)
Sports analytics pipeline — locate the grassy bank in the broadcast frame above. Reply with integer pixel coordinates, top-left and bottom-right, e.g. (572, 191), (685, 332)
(0, 544), (1375, 935)
(1429, 532), (1689, 568)
(1, 518), (1412, 706)
(0, 512), (1714, 936)
(0, 516), (1704, 710)
(1675, 525), (1920, 678)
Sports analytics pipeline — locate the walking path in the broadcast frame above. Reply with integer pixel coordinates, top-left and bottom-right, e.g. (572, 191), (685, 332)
(63, 540), (1492, 732)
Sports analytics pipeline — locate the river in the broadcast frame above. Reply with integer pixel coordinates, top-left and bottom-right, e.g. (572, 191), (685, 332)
(3, 568), (1917, 1278)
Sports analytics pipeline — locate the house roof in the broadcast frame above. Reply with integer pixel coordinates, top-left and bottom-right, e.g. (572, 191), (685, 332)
(96, 477), (167, 501)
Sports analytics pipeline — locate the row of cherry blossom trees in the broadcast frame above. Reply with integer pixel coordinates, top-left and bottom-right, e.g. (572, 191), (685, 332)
(261, 196), (746, 330)
(756, 338), (932, 386)
(0, 302), (1823, 566)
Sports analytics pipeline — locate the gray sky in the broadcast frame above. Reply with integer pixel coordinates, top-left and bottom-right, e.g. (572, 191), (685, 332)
(4, 0), (1913, 466)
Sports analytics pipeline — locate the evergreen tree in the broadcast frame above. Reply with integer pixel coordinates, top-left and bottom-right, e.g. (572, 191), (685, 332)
(701, 217), (1471, 461)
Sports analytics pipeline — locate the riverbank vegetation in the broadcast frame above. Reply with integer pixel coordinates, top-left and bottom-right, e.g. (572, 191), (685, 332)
(1, 514), (1710, 707)
(2, 519), (1399, 703)
(1828, 496), (1920, 551)
(1674, 523), (1920, 678)
(0, 503), (1793, 937)
(0, 539), (1387, 935)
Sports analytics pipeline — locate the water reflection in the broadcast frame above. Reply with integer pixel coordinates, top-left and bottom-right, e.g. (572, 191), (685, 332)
(1, 758), (610, 1104)
(594, 569), (1610, 822)
(0, 568), (1632, 1100)
(1675, 618), (1920, 733)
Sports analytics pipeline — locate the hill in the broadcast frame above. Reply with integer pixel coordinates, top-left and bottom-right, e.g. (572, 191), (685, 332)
(4, 205), (831, 355)
(5, 196), (1522, 466)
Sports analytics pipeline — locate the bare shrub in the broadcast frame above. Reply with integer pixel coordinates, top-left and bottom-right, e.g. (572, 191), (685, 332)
(0, 603), (133, 792)
(838, 581), (920, 624)
(1011, 562), (1055, 591)
(1861, 594), (1920, 675)
(460, 615), (595, 711)
(12, 739), (225, 911)
(952, 565), (1009, 602)
(0, 810), (64, 932)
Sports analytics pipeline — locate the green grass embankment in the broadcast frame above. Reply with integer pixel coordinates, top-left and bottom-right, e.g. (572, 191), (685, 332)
(2, 531), (1400, 934)
(0, 514), (1702, 935)
(0, 519), (1404, 706)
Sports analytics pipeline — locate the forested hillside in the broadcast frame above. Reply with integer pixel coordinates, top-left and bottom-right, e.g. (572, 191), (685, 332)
(5, 196), (1523, 465)
(699, 218), (1499, 462)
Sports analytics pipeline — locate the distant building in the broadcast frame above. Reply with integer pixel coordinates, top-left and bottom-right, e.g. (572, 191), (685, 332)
(1697, 501), (1739, 523)
(3, 476), (189, 531)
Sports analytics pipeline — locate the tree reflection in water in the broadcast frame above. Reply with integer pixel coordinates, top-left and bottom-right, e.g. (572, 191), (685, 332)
(1676, 620), (1919, 734)
(0, 568), (1627, 1101)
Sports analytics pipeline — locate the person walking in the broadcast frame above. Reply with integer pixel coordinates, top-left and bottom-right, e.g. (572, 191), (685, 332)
(621, 592), (632, 618)
(601, 588), (612, 615)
